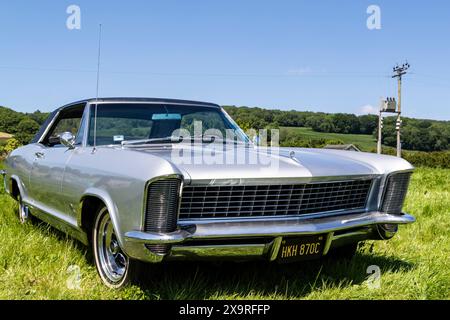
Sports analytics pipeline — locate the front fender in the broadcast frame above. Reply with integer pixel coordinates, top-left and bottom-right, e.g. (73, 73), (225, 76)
(78, 188), (124, 248)
(9, 174), (27, 201)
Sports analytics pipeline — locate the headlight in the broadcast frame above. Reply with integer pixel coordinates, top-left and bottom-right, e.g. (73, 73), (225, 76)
(144, 177), (181, 255)
(381, 172), (412, 214)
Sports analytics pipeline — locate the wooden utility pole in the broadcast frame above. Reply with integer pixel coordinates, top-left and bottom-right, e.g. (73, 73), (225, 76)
(392, 63), (410, 157)
(377, 110), (382, 154)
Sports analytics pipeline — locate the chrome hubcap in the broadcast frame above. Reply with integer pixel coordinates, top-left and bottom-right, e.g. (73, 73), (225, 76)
(97, 210), (128, 283)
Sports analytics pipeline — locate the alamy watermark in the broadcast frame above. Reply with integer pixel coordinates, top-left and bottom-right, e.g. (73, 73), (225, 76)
(366, 265), (381, 289)
(66, 265), (81, 290)
(169, 122), (281, 170)
(66, 5), (81, 30)
(367, 5), (381, 30)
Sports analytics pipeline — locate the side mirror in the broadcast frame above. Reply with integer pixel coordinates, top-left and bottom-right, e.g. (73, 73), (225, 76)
(60, 132), (75, 149)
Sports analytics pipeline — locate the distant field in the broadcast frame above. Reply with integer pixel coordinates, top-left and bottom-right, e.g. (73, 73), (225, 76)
(281, 127), (378, 151)
(0, 132), (13, 139)
(0, 159), (449, 299)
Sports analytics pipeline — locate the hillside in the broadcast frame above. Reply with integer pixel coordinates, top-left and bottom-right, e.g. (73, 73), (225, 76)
(280, 127), (377, 151)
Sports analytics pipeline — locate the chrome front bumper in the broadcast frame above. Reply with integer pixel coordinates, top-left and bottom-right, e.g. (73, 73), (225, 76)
(123, 211), (415, 263)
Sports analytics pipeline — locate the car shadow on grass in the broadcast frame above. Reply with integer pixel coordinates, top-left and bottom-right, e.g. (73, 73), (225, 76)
(138, 248), (415, 299)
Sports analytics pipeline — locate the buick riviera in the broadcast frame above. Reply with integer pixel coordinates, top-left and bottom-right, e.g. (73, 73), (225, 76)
(1, 98), (415, 288)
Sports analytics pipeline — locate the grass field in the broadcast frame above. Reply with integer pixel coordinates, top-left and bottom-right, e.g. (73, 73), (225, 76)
(280, 127), (378, 151)
(0, 161), (449, 300)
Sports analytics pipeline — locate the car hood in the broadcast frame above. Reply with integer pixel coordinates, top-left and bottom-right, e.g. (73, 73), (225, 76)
(132, 144), (413, 184)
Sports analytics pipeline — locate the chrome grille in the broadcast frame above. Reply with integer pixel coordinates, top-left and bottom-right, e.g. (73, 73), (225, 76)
(180, 179), (373, 220)
(381, 172), (411, 214)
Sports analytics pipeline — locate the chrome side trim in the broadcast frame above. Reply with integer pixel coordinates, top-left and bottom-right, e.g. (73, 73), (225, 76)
(25, 200), (89, 245)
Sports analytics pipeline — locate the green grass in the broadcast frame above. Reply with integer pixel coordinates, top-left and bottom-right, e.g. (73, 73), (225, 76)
(280, 127), (378, 151)
(0, 161), (449, 299)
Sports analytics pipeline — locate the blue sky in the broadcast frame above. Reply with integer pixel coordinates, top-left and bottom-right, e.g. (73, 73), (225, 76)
(0, 0), (449, 120)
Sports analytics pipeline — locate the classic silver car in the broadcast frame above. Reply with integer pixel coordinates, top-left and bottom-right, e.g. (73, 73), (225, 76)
(1, 98), (415, 288)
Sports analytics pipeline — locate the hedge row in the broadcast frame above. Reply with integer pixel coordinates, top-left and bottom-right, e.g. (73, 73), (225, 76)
(280, 138), (345, 149)
(370, 147), (450, 169)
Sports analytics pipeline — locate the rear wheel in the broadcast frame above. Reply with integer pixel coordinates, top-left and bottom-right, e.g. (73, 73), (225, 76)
(92, 206), (144, 288)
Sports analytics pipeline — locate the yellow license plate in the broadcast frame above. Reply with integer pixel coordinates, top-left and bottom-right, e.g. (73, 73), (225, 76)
(277, 235), (325, 263)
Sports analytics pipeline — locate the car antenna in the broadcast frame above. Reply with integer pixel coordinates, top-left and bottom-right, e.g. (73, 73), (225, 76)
(92, 23), (102, 154)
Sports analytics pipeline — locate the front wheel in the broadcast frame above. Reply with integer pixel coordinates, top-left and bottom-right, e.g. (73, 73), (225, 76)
(92, 206), (144, 288)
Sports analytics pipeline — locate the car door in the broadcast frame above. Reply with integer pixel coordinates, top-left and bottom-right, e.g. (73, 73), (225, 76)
(29, 103), (86, 216)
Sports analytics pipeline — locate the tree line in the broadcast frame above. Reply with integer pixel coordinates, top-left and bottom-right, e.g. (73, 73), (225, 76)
(223, 106), (450, 152)
(0, 106), (48, 145)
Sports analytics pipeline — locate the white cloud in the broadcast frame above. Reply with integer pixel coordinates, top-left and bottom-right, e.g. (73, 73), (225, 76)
(358, 104), (378, 115)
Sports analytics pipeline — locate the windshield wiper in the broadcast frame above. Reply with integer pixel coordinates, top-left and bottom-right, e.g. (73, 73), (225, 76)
(121, 135), (251, 147)
(121, 136), (182, 146)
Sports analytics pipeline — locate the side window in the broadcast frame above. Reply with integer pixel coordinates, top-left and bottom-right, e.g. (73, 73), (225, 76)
(42, 104), (85, 147)
(52, 118), (81, 136)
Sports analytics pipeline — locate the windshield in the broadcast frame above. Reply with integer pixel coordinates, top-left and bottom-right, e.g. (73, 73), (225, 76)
(88, 103), (250, 146)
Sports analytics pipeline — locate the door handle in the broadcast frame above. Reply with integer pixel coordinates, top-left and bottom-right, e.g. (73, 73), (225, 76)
(35, 152), (45, 159)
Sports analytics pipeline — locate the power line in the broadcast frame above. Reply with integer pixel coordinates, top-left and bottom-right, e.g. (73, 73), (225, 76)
(410, 72), (450, 83)
(0, 65), (391, 78)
